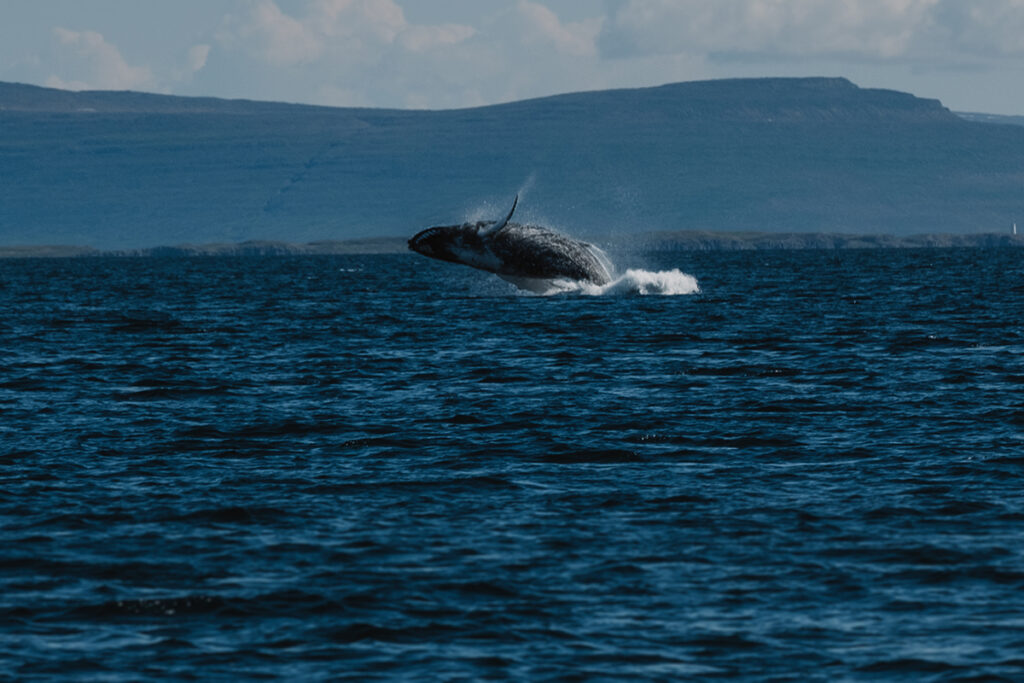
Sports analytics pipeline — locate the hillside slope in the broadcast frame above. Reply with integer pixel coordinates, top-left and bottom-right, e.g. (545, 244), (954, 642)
(1, 78), (1022, 248)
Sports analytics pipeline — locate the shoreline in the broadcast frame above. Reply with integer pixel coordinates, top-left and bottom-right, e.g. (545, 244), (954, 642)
(1, 232), (1021, 259)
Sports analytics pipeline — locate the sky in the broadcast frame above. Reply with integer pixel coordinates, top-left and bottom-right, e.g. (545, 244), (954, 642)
(2, 0), (1024, 114)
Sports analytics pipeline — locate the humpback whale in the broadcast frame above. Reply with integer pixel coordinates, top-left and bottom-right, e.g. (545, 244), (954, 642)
(408, 196), (613, 292)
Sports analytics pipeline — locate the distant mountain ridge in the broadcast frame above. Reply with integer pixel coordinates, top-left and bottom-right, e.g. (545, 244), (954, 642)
(0, 77), (949, 119)
(0, 80), (331, 114)
(1, 77), (1021, 249)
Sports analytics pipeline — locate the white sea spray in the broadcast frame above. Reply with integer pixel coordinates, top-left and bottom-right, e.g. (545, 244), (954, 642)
(530, 268), (700, 296)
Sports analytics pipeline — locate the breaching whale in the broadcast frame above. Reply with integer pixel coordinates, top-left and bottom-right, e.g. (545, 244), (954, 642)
(408, 196), (613, 292)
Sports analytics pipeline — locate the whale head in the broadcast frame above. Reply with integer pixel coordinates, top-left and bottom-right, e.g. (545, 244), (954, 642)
(409, 223), (478, 262)
(408, 222), (502, 271)
(408, 195), (518, 266)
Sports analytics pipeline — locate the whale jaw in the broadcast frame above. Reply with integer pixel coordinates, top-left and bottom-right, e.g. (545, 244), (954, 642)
(408, 223), (504, 272)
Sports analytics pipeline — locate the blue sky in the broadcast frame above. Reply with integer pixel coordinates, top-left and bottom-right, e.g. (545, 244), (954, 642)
(2, 0), (1023, 114)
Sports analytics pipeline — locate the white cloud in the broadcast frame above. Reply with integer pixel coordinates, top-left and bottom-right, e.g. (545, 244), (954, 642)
(936, 0), (1024, 57)
(48, 27), (154, 91)
(597, 0), (1024, 65)
(311, 0), (406, 42)
(515, 0), (602, 57)
(398, 23), (477, 52)
(223, 0), (475, 66)
(3, 0), (1023, 115)
(209, 0), (701, 108)
(236, 0), (324, 66)
(212, 0), (482, 106)
(187, 44), (211, 73)
(599, 0), (938, 61)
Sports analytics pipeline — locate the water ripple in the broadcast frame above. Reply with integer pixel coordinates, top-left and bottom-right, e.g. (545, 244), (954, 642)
(1, 250), (1022, 679)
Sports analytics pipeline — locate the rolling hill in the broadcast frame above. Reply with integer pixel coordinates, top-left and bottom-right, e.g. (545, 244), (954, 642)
(1, 77), (1022, 249)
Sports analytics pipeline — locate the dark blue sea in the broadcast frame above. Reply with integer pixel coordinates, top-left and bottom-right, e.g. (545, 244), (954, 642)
(2, 248), (1023, 681)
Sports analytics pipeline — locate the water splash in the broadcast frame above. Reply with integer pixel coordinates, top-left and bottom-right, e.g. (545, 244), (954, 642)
(525, 268), (700, 296)
(517, 173), (537, 202)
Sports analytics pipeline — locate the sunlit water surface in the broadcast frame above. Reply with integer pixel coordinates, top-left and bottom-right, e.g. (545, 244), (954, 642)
(2, 249), (1023, 680)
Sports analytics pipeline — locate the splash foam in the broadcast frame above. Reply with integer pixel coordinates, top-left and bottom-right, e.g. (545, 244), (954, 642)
(532, 268), (700, 296)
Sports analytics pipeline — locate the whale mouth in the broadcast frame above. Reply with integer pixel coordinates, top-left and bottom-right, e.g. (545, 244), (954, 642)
(408, 228), (439, 256)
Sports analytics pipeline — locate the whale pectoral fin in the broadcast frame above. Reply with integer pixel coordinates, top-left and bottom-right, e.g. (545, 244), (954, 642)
(480, 194), (518, 236)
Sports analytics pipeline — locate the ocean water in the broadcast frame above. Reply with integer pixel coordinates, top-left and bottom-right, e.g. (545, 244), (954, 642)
(2, 248), (1023, 680)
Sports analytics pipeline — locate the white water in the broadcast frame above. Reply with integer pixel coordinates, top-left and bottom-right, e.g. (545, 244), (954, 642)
(528, 268), (700, 296)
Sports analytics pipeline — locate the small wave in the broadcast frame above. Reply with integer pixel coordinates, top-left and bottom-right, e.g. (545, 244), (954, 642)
(535, 269), (700, 296)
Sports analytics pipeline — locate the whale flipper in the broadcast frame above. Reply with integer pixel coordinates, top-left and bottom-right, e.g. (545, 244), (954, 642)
(479, 195), (518, 237)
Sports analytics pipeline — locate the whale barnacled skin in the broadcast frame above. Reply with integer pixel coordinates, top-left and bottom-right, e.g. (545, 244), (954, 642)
(408, 221), (612, 287)
(488, 224), (610, 283)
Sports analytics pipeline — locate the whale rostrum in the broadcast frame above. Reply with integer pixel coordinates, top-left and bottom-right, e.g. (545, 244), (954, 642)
(408, 196), (613, 291)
